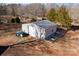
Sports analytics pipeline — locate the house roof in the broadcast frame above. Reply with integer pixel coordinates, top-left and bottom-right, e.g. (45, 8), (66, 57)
(71, 19), (79, 26)
(71, 22), (79, 26)
(34, 20), (56, 29)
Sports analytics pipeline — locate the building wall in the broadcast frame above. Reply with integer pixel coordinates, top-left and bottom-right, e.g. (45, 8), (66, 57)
(29, 24), (45, 39)
(22, 23), (45, 39)
(36, 26), (45, 39)
(45, 25), (57, 38)
(22, 23), (30, 33)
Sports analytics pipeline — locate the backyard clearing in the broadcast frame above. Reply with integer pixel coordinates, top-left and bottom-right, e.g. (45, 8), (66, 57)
(1, 30), (79, 56)
(0, 34), (36, 46)
(0, 23), (37, 46)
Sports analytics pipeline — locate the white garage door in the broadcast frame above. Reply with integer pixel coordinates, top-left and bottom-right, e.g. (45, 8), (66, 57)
(29, 26), (36, 37)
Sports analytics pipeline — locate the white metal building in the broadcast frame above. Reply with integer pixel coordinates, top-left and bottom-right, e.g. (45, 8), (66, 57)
(22, 20), (57, 39)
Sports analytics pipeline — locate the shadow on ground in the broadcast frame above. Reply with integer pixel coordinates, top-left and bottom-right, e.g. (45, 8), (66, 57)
(0, 46), (9, 55)
(46, 28), (67, 41)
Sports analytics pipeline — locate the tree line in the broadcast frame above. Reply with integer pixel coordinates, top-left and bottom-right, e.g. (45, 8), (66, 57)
(0, 3), (72, 29)
(0, 3), (46, 17)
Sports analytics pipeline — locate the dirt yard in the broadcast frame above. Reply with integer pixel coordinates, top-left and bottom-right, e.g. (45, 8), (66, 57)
(1, 30), (79, 56)
(0, 35), (36, 46)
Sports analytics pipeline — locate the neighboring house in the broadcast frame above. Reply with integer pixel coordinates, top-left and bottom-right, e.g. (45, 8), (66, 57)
(71, 19), (79, 26)
(0, 15), (15, 23)
(22, 20), (57, 39)
(36, 17), (43, 21)
(36, 17), (47, 21)
(71, 19), (79, 30)
(19, 16), (32, 23)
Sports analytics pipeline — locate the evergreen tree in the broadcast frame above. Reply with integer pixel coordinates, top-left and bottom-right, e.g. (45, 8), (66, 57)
(58, 5), (72, 29)
(46, 5), (72, 29)
(31, 16), (37, 22)
(15, 17), (20, 23)
(46, 8), (57, 22)
(11, 18), (15, 23)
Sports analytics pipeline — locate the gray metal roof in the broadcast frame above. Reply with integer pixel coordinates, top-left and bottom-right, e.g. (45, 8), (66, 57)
(34, 20), (56, 29)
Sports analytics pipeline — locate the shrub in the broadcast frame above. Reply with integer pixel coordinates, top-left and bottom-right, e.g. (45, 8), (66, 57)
(15, 17), (20, 23)
(31, 17), (37, 22)
(11, 17), (20, 23)
(11, 18), (15, 23)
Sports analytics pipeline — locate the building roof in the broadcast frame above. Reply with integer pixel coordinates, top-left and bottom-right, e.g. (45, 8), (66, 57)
(34, 20), (56, 29)
(71, 22), (79, 26)
(71, 20), (79, 26)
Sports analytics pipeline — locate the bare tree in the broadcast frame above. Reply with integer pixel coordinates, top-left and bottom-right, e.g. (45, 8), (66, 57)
(25, 3), (46, 17)
(0, 4), (7, 15)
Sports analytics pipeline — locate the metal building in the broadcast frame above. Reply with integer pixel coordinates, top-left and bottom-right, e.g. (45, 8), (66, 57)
(22, 20), (57, 39)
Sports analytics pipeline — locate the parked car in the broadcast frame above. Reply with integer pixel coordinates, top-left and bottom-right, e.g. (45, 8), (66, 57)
(16, 31), (29, 37)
